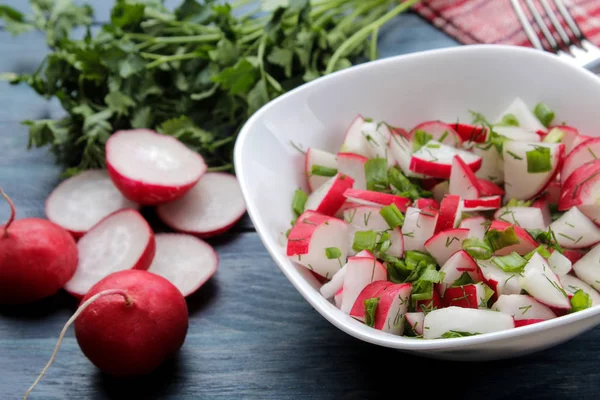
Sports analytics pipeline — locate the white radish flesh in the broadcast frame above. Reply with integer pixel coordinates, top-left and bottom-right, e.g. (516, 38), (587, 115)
(548, 250), (572, 277)
(306, 148), (338, 192)
(491, 294), (556, 321)
(477, 259), (523, 297)
(493, 207), (546, 230)
(340, 256), (387, 314)
(374, 283), (412, 334)
(389, 133), (425, 178)
(472, 144), (503, 184)
(402, 207), (437, 252)
(560, 274), (600, 306)
(438, 250), (482, 295)
(362, 122), (394, 167)
(494, 98), (546, 133)
(423, 307), (514, 339)
(561, 137), (600, 185)
(303, 173), (355, 217)
(410, 140), (482, 179)
(459, 216), (488, 240)
(320, 264), (347, 299)
(493, 126), (541, 143)
(337, 152), (368, 190)
(341, 115), (369, 157)
(449, 155), (481, 199)
(549, 207), (600, 249)
(343, 206), (403, 258)
(572, 243), (600, 292)
(409, 121), (462, 147)
(519, 253), (571, 310)
(424, 228), (470, 266)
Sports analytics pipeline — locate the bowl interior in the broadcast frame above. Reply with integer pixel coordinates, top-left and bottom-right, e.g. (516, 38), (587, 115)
(234, 44), (600, 353)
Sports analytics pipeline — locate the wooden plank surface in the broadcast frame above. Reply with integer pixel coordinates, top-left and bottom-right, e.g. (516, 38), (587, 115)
(1, 1), (599, 400)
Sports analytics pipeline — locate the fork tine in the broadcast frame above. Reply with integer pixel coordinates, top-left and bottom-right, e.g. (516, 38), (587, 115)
(525, 0), (559, 52)
(510, 0), (545, 50)
(553, 0), (586, 43)
(539, 0), (575, 49)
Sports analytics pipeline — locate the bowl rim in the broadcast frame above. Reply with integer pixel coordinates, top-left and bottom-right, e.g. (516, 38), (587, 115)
(234, 44), (600, 350)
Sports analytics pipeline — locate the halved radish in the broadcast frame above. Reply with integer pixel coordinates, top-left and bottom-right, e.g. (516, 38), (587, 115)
(372, 283), (412, 334)
(410, 140), (482, 179)
(409, 121), (462, 147)
(340, 256), (387, 314)
(320, 264), (348, 299)
(343, 189), (411, 212)
(106, 129), (206, 205)
(494, 98), (547, 133)
(549, 207), (600, 249)
(343, 205), (403, 258)
(443, 282), (491, 309)
(477, 178), (504, 197)
(45, 170), (139, 238)
(548, 250), (572, 277)
(423, 306), (514, 339)
(350, 281), (394, 321)
(388, 132), (425, 178)
(572, 243), (600, 292)
(546, 125), (581, 154)
(434, 194), (462, 234)
(559, 159), (600, 224)
(63, 209), (156, 298)
(562, 249), (586, 264)
(461, 195), (502, 212)
(147, 233), (218, 297)
(472, 144), (503, 184)
(341, 115), (369, 157)
(519, 252), (571, 310)
(493, 126), (541, 143)
(337, 152), (368, 190)
(405, 312), (425, 336)
(414, 198), (440, 211)
(531, 194), (552, 227)
(287, 210), (349, 279)
(459, 216), (488, 240)
(431, 180), (450, 203)
(477, 258), (523, 299)
(306, 148), (338, 192)
(491, 294), (556, 321)
(503, 141), (564, 200)
(424, 228), (470, 266)
(493, 207), (546, 230)
(438, 250), (483, 295)
(451, 123), (488, 143)
(303, 173), (354, 216)
(487, 220), (538, 256)
(402, 207), (438, 252)
(156, 172), (246, 237)
(560, 137), (600, 185)
(449, 155), (482, 199)
(560, 274), (600, 306)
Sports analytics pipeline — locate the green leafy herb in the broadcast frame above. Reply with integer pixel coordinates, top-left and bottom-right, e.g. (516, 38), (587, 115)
(365, 158), (389, 192)
(506, 198), (532, 207)
(291, 189), (308, 217)
(364, 297), (380, 327)
(524, 245), (551, 261)
(311, 165), (337, 177)
(379, 203), (404, 229)
(485, 226), (520, 252)
(498, 113), (519, 127)
(492, 252), (527, 273)
(506, 150), (523, 160)
(388, 166), (432, 200)
(440, 330), (480, 338)
(542, 127), (565, 144)
(352, 230), (377, 252)
(412, 130), (433, 152)
(452, 272), (474, 287)
(526, 146), (552, 173)
(526, 227), (563, 253)
(570, 290), (592, 312)
(325, 247), (341, 260)
(462, 237), (493, 260)
(534, 102), (555, 127)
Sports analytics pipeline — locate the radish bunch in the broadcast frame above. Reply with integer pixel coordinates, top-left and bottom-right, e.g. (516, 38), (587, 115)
(285, 98), (600, 339)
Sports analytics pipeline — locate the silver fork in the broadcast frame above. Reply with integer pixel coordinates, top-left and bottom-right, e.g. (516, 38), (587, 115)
(510, 0), (600, 70)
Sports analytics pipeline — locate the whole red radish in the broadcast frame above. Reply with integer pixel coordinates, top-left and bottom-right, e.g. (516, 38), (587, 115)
(0, 189), (77, 304)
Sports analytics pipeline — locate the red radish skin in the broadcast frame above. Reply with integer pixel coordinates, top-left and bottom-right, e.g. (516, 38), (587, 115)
(340, 256), (387, 314)
(487, 220), (538, 256)
(64, 209), (156, 298)
(409, 121), (463, 147)
(106, 129), (207, 205)
(0, 190), (78, 304)
(372, 283), (412, 334)
(303, 173), (354, 216)
(350, 281), (394, 321)
(562, 249), (586, 264)
(477, 179), (504, 196)
(156, 172), (246, 237)
(434, 195), (461, 234)
(415, 290), (443, 313)
(531, 194), (552, 227)
(45, 170), (139, 238)
(389, 132), (424, 178)
(442, 283), (488, 309)
(545, 180), (561, 205)
(405, 312), (425, 336)
(438, 250), (483, 296)
(414, 198), (440, 211)
(561, 137), (600, 186)
(462, 196), (502, 212)
(343, 189), (411, 212)
(305, 148), (338, 192)
(451, 123), (487, 143)
(449, 155), (482, 199)
(514, 319), (546, 327)
(410, 145), (482, 179)
(391, 126), (410, 139)
(559, 159), (600, 223)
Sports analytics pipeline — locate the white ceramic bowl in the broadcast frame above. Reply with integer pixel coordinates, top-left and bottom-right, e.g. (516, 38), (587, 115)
(234, 44), (600, 361)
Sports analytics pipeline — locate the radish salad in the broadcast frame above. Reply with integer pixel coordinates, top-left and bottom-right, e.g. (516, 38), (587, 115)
(284, 97), (600, 339)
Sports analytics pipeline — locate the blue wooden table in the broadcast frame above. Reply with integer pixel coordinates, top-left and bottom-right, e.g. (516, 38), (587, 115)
(1, 2), (599, 399)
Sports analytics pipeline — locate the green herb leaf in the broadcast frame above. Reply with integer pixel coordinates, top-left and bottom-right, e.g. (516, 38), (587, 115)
(379, 203), (404, 229)
(543, 127), (565, 144)
(526, 227), (564, 253)
(440, 330), (480, 338)
(291, 189), (308, 217)
(364, 297), (380, 327)
(412, 130), (433, 152)
(534, 102), (555, 127)
(452, 272), (474, 287)
(325, 247), (342, 260)
(388, 166), (432, 201)
(498, 113), (519, 127)
(526, 146), (552, 173)
(311, 165), (337, 177)
(570, 289), (592, 312)
(462, 237), (493, 260)
(353, 230), (377, 252)
(492, 252), (527, 273)
(524, 245), (551, 261)
(485, 226), (520, 252)
(365, 158), (389, 192)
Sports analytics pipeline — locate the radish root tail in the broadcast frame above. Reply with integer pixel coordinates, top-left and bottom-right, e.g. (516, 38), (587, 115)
(23, 289), (133, 400)
(0, 187), (16, 234)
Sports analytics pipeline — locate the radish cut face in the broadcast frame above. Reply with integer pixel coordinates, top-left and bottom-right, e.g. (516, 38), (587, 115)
(389, 133), (425, 178)
(438, 250), (482, 296)
(561, 137), (600, 185)
(106, 129), (206, 205)
(449, 155), (481, 199)
(320, 264), (347, 299)
(491, 294), (556, 321)
(494, 207), (546, 230)
(64, 209), (156, 297)
(362, 122), (394, 166)
(337, 152), (368, 190)
(343, 205), (403, 258)
(405, 312), (425, 336)
(148, 234), (218, 297)
(477, 258), (523, 298)
(402, 207), (438, 252)
(306, 148), (338, 192)
(459, 216), (488, 240)
(560, 274), (600, 306)
(548, 250), (572, 277)
(409, 121), (462, 147)
(373, 283), (412, 334)
(45, 170), (138, 237)
(494, 98), (547, 133)
(424, 228), (470, 266)
(423, 307), (514, 339)
(519, 253), (571, 310)
(304, 173), (354, 216)
(340, 256), (387, 314)
(487, 220), (538, 256)
(410, 140), (482, 179)
(156, 172), (246, 237)
(344, 189), (411, 212)
(572, 243), (600, 292)
(341, 115), (369, 157)
(549, 207), (600, 249)
(472, 144), (503, 184)
(493, 126), (541, 143)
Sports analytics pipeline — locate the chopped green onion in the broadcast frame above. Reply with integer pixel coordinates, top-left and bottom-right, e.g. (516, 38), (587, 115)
(291, 189), (308, 217)
(462, 237), (493, 260)
(438, 130), (449, 143)
(364, 297), (380, 327)
(311, 164), (337, 177)
(376, 231), (392, 254)
(534, 102), (555, 127)
(492, 252), (527, 272)
(365, 158), (389, 192)
(485, 226), (520, 252)
(364, 117), (374, 123)
(426, 143), (441, 149)
(526, 146), (552, 173)
(325, 247), (341, 260)
(452, 272), (474, 287)
(413, 130), (433, 152)
(483, 284), (495, 304)
(542, 127), (565, 144)
(570, 289), (592, 312)
(411, 291), (433, 301)
(440, 330), (479, 338)
(524, 245), (551, 261)
(506, 198), (532, 207)
(379, 204), (404, 229)
(353, 230), (377, 252)
(499, 113), (519, 127)
(404, 250), (437, 270)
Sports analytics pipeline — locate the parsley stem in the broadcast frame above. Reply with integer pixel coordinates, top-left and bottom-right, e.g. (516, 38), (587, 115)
(369, 27), (379, 61)
(207, 164), (233, 172)
(145, 53), (204, 69)
(312, 0), (353, 19)
(239, 29), (264, 44)
(325, 0), (420, 74)
(150, 33), (222, 44)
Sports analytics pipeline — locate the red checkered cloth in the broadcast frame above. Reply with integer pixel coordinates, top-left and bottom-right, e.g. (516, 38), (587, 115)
(413, 0), (600, 47)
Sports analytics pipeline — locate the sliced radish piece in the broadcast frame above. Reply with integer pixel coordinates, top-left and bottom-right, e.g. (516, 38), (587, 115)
(402, 207), (438, 252)
(147, 233), (218, 297)
(494, 98), (547, 133)
(336, 152), (368, 190)
(343, 189), (411, 212)
(423, 306), (514, 339)
(414, 198), (440, 211)
(303, 173), (354, 216)
(306, 148), (338, 192)
(391, 126), (410, 139)
(562, 249), (586, 264)
(493, 207), (546, 230)
(559, 159), (600, 224)
(438, 250), (483, 296)
(572, 243), (600, 292)
(341, 115), (369, 157)
(405, 312), (425, 336)
(472, 144), (503, 184)
(503, 141), (564, 200)
(451, 123), (488, 143)
(434, 195), (462, 234)
(63, 209), (156, 298)
(443, 282), (491, 309)
(461, 195), (502, 212)
(388, 132), (425, 178)
(409, 121), (462, 147)
(449, 155), (482, 199)
(156, 172), (246, 237)
(334, 288), (343, 308)
(106, 129), (207, 205)
(531, 194), (552, 227)
(548, 250), (572, 277)
(45, 170), (139, 238)
(343, 205), (403, 258)
(340, 256), (387, 314)
(569, 134), (594, 155)
(350, 281), (394, 321)
(549, 207), (600, 249)
(493, 126), (541, 143)
(459, 216), (488, 240)
(477, 178), (504, 197)
(431, 180), (450, 203)
(477, 258), (523, 299)
(410, 140), (482, 179)
(560, 137), (600, 185)
(362, 121), (394, 166)
(487, 220), (538, 256)
(491, 294), (556, 321)
(320, 264), (347, 299)
(560, 274), (600, 306)
(519, 252), (571, 310)
(424, 228), (470, 266)
(373, 283), (412, 334)
(287, 210), (349, 279)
